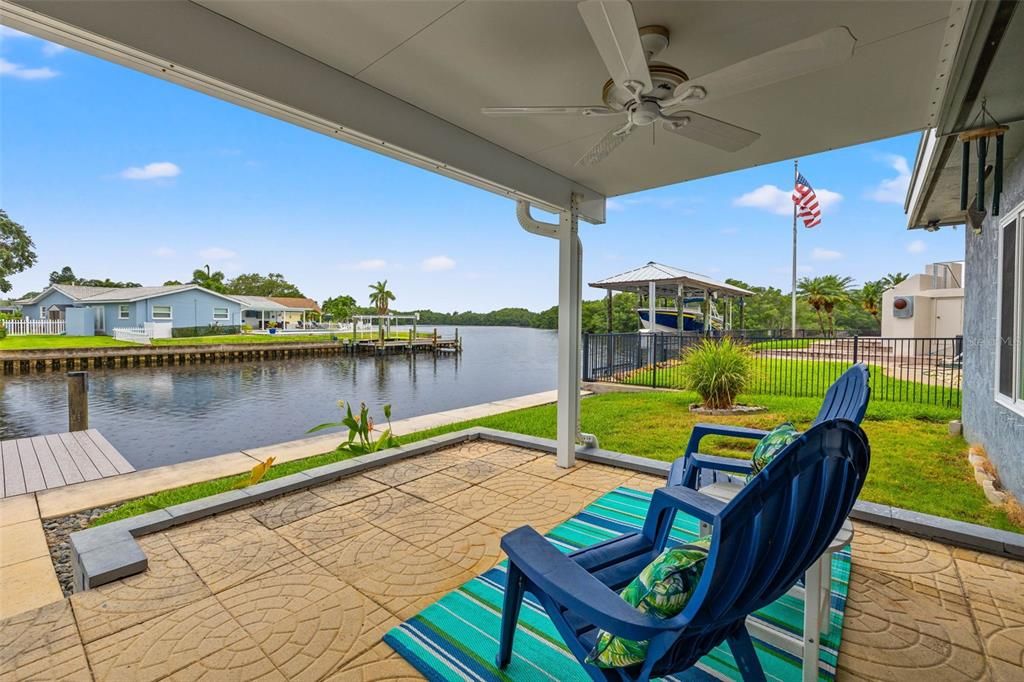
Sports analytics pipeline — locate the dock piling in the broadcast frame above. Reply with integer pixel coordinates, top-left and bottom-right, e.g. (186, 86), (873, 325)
(67, 371), (89, 431)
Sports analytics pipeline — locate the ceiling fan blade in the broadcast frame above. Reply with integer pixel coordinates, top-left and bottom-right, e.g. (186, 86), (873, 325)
(481, 106), (621, 117)
(576, 122), (635, 166)
(675, 27), (855, 104)
(578, 0), (652, 95)
(662, 112), (760, 152)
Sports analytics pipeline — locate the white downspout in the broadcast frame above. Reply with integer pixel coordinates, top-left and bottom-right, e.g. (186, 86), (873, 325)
(517, 197), (598, 466)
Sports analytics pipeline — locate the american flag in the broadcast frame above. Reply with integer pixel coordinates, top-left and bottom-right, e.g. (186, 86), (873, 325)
(792, 172), (822, 228)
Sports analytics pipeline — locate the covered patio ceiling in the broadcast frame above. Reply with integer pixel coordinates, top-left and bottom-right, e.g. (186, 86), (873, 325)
(3, 0), (968, 223)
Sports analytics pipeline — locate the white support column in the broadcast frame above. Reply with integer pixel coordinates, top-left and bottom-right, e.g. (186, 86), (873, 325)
(517, 196), (586, 468)
(556, 195), (582, 468)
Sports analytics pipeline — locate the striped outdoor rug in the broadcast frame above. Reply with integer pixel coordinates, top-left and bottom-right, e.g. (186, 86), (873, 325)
(384, 487), (851, 681)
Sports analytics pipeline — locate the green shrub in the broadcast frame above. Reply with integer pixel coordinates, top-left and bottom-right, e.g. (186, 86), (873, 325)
(170, 324), (241, 339)
(240, 323), (253, 333)
(679, 338), (754, 409)
(0, 326), (6, 340)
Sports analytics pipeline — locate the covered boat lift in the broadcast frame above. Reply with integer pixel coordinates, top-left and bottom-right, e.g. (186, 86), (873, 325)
(590, 261), (752, 334)
(1, 0), (974, 467)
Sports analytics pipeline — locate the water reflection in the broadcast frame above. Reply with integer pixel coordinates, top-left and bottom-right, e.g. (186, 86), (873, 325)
(0, 327), (555, 469)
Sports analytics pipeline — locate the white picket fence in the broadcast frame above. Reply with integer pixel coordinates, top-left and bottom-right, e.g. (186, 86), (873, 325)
(2, 319), (66, 336)
(112, 326), (151, 344)
(112, 322), (173, 344)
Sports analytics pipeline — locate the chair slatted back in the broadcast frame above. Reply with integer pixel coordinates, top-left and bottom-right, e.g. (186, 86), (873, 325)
(681, 420), (870, 633)
(813, 363), (870, 426)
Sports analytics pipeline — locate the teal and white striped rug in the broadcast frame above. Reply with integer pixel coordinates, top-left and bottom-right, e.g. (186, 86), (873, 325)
(384, 487), (851, 681)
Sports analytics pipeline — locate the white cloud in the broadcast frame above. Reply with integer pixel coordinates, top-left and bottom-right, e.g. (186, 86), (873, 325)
(907, 239), (927, 254)
(41, 42), (67, 57)
(606, 199), (625, 212)
(421, 255), (456, 272)
(199, 247), (237, 261)
(152, 246), (176, 258)
(0, 57), (58, 80)
(119, 161), (181, 180)
(341, 259), (388, 272)
(733, 184), (842, 216)
(811, 247), (843, 261)
(867, 154), (911, 204)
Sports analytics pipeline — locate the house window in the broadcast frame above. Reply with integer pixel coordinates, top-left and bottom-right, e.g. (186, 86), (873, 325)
(152, 305), (172, 320)
(118, 304), (130, 319)
(996, 202), (1024, 411)
(40, 306), (45, 318)
(213, 307), (229, 320)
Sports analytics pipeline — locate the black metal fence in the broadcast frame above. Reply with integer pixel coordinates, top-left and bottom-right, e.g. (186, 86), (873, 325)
(582, 333), (963, 407)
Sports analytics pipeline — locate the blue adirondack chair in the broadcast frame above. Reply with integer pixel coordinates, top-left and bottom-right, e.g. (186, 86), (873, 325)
(669, 362), (870, 489)
(496, 419), (870, 681)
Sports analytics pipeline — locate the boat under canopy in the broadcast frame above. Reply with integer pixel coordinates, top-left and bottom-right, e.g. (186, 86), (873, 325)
(589, 261), (752, 333)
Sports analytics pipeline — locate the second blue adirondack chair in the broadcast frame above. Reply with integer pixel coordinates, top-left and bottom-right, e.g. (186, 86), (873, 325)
(669, 362), (870, 488)
(496, 419), (871, 681)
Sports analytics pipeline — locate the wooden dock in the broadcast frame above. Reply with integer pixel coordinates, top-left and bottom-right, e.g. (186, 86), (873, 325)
(0, 337), (461, 374)
(1, 429), (135, 498)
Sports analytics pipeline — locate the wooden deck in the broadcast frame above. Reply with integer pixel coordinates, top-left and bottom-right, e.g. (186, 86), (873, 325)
(0, 429), (135, 498)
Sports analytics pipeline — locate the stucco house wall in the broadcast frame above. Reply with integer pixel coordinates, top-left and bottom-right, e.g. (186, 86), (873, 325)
(963, 152), (1024, 499)
(132, 290), (241, 329)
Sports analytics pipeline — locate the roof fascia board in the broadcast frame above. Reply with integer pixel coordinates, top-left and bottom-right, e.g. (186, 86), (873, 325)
(4, 0), (605, 224)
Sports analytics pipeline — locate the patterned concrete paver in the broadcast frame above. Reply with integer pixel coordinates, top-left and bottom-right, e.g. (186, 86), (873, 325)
(0, 600), (90, 682)
(4, 442), (1022, 681)
(71, 534), (211, 643)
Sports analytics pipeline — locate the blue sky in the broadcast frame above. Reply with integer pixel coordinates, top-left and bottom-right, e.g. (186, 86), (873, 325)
(2, 27), (966, 312)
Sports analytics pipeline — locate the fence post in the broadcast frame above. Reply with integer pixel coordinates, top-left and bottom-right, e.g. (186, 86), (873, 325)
(652, 334), (658, 388)
(67, 371), (89, 431)
(852, 335), (859, 364)
(582, 334), (591, 381)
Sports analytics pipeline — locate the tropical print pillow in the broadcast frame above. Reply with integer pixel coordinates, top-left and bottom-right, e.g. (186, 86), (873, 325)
(585, 537), (712, 669)
(749, 422), (800, 479)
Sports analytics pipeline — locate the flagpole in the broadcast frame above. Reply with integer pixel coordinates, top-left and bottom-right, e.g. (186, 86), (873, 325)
(791, 159), (798, 338)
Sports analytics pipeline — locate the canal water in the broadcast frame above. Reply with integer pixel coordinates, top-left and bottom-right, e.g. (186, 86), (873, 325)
(0, 326), (557, 469)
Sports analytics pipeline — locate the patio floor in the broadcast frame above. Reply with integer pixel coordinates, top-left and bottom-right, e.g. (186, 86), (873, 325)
(2, 440), (1021, 681)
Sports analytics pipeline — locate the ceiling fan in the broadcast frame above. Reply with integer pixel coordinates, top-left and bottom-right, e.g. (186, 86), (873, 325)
(482, 0), (855, 166)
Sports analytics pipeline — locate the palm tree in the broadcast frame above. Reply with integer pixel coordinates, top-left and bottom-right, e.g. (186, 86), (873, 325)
(797, 275), (853, 336)
(820, 275), (854, 336)
(797, 276), (830, 335)
(368, 280), (396, 340)
(881, 272), (909, 290)
(191, 268), (227, 293)
(859, 280), (884, 322)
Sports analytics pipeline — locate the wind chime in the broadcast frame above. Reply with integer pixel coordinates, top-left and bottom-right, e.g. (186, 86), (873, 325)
(959, 99), (1008, 233)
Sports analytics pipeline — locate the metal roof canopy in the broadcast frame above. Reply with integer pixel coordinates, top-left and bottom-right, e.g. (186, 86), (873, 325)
(3, 1), (969, 224)
(589, 262), (752, 298)
(905, 1), (1023, 229)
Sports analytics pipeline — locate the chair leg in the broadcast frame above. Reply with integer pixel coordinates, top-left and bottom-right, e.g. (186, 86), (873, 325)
(496, 562), (526, 670)
(726, 626), (767, 682)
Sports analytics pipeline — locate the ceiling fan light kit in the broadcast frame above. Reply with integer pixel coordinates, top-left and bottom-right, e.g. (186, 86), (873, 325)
(481, 0), (857, 167)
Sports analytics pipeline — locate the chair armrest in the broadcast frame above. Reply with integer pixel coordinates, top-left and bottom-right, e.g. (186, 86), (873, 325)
(652, 486), (727, 523)
(684, 423), (769, 457)
(501, 526), (683, 641)
(688, 453), (754, 475)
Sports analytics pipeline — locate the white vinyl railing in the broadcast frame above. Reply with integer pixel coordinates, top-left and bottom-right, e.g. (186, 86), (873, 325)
(2, 319), (66, 336)
(112, 322), (172, 344)
(112, 326), (151, 344)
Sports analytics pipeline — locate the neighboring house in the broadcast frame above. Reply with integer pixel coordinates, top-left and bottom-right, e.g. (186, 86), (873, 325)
(270, 297), (321, 326)
(905, 4), (1022, 498)
(881, 261), (964, 343)
(235, 295), (318, 329)
(0, 300), (21, 315)
(22, 284), (242, 333)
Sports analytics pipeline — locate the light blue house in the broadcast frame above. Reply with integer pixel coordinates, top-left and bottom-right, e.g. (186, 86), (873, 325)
(23, 284), (242, 335)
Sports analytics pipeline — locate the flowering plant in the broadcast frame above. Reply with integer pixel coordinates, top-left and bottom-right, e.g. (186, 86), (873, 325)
(308, 400), (396, 454)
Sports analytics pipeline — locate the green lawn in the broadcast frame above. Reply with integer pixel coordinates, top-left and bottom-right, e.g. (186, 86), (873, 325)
(0, 331), (431, 350)
(0, 335), (135, 350)
(623, 357), (961, 407)
(745, 338), (815, 351)
(92, 390), (1020, 533)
